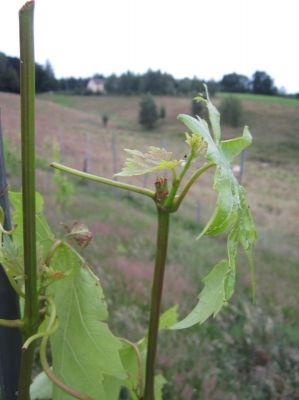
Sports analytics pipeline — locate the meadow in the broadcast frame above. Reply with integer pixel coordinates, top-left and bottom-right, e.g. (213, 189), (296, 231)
(1, 91), (299, 399)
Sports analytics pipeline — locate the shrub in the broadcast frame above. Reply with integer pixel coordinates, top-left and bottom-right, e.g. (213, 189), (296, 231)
(102, 113), (109, 127)
(138, 94), (158, 129)
(3, 139), (20, 177)
(220, 96), (243, 127)
(159, 105), (166, 119)
(191, 97), (206, 118)
(205, 80), (219, 97)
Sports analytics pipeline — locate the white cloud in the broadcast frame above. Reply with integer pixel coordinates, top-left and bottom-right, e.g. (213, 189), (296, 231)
(1, 0), (298, 92)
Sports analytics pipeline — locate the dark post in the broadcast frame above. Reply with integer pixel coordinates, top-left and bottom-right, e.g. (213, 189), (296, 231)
(111, 132), (118, 179)
(239, 149), (246, 184)
(0, 110), (22, 399)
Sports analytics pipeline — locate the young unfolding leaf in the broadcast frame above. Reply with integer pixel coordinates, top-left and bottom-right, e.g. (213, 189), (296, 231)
(195, 84), (221, 144)
(220, 126), (252, 162)
(115, 146), (180, 177)
(174, 200), (256, 329)
(198, 169), (239, 238)
(173, 93), (256, 327)
(178, 111), (252, 239)
(159, 305), (178, 330)
(234, 187), (257, 299)
(172, 260), (231, 329)
(185, 133), (207, 157)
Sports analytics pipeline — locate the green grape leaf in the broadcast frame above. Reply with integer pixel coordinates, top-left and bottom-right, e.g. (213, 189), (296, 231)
(0, 235), (23, 276)
(155, 374), (167, 400)
(172, 260), (231, 329)
(29, 362), (123, 400)
(220, 126), (252, 162)
(47, 243), (126, 400)
(119, 343), (142, 400)
(198, 168), (239, 238)
(102, 376), (123, 400)
(178, 90), (253, 237)
(172, 189), (256, 330)
(0, 206), (4, 227)
(203, 84), (221, 143)
(236, 187), (257, 300)
(177, 114), (219, 163)
(238, 187), (257, 254)
(159, 305), (178, 330)
(29, 365), (123, 400)
(9, 191), (55, 255)
(121, 305), (178, 397)
(225, 227), (239, 300)
(206, 100), (221, 143)
(135, 306), (179, 352)
(120, 340), (167, 400)
(115, 147), (180, 177)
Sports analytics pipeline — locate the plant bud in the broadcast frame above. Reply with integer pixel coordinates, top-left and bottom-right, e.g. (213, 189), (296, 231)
(155, 177), (169, 203)
(63, 221), (93, 248)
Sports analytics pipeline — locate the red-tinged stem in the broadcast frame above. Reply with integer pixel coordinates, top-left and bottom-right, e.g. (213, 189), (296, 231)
(143, 207), (170, 400)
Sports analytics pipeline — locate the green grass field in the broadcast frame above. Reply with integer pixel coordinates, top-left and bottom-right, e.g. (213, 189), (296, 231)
(218, 92), (299, 108)
(2, 91), (299, 399)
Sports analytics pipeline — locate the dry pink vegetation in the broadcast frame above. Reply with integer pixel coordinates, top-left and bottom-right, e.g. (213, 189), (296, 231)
(113, 257), (196, 309)
(0, 92), (117, 177)
(91, 221), (130, 238)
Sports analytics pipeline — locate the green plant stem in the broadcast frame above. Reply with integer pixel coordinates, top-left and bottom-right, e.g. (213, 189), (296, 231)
(173, 162), (215, 211)
(144, 207), (170, 400)
(0, 319), (24, 329)
(163, 153), (194, 209)
(18, 2), (39, 399)
(50, 162), (156, 200)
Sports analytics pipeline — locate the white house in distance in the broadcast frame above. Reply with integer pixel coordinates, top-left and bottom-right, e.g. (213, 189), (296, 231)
(86, 77), (105, 94)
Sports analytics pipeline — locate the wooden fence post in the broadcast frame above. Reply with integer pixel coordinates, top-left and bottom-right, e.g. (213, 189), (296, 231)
(0, 110), (22, 400)
(239, 149), (246, 184)
(111, 131), (118, 179)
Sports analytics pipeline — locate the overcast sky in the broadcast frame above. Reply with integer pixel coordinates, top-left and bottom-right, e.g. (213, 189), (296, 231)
(1, 0), (298, 93)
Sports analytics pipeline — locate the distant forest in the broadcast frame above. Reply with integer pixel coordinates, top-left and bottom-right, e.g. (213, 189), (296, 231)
(0, 51), (294, 97)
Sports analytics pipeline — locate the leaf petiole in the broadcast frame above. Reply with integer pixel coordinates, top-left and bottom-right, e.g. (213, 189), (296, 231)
(163, 152), (195, 209)
(173, 162), (215, 211)
(50, 162), (156, 200)
(120, 337), (144, 396)
(0, 319), (24, 329)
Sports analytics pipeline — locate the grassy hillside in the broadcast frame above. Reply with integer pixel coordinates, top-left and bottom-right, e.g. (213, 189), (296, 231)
(1, 91), (299, 399)
(218, 92), (299, 108)
(40, 92), (299, 166)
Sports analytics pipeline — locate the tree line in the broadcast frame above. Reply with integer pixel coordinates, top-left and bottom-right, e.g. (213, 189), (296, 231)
(0, 51), (291, 96)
